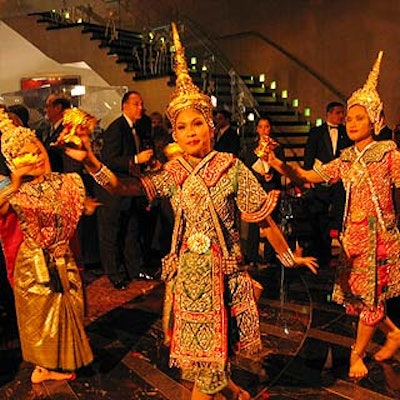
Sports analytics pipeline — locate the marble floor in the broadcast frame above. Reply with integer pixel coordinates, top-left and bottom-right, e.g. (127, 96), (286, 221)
(1, 264), (399, 400)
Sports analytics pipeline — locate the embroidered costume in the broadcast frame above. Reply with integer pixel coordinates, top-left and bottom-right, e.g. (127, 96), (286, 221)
(86, 22), (290, 395)
(0, 108), (93, 372)
(9, 172), (93, 371)
(315, 140), (400, 323)
(312, 51), (400, 325)
(141, 151), (279, 392)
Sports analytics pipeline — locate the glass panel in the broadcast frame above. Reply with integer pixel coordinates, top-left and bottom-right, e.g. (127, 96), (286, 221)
(1, 84), (127, 131)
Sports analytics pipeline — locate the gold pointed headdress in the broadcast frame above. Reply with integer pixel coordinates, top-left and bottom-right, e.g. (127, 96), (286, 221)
(347, 51), (384, 134)
(166, 22), (214, 129)
(0, 108), (38, 171)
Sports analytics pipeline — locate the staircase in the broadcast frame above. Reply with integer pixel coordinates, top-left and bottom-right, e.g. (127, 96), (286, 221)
(16, 11), (311, 164)
(189, 72), (310, 163)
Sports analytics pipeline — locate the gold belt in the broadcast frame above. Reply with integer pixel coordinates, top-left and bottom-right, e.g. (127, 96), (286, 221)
(26, 238), (68, 258)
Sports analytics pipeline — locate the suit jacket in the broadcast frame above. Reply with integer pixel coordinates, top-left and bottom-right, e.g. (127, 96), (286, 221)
(213, 126), (241, 156)
(101, 114), (151, 177)
(303, 122), (352, 205)
(43, 123), (83, 173)
(304, 123), (352, 169)
(43, 123), (65, 173)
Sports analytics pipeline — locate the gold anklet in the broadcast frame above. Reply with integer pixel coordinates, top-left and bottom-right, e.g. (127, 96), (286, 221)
(351, 345), (365, 358)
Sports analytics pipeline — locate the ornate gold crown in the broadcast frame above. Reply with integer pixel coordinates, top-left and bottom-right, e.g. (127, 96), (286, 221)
(0, 108), (38, 171)
(347, 51), (384, 134)
(165, 22), (214, 130)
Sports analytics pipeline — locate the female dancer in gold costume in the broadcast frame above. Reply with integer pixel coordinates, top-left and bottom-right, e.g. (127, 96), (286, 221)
(0, 109), (95, 384)
(66, 22), (318, 400)
(267, 51), (400, 380)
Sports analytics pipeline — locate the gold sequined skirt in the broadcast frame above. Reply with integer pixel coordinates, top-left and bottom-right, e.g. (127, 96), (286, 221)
(13, 241), (93, 371)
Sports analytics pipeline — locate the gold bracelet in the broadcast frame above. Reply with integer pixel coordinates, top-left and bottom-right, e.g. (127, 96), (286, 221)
(277, 248), (296, 268)
(90, 164), (113, 186)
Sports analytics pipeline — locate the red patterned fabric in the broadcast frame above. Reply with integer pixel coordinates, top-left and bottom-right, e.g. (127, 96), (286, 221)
(163, 153), (236, 188)
(0, 208), (23, 286)
(164, 159), (190, 186)
(317, 142), (400, 315)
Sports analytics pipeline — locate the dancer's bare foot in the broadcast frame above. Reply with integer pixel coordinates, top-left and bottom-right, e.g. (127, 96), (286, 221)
(374, 329), (400, 362)
(349, 347), (368, 381)
(222, 381), (251, 400)
(236, 388), (251, 400)
(31, 366), (76, 384)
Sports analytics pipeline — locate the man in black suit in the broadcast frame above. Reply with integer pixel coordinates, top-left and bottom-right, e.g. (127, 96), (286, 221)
(213, 110), (240, 156)
(95, 91), (153, 290)
(303, 102), (353, 267)
(43, 93), (74, 172)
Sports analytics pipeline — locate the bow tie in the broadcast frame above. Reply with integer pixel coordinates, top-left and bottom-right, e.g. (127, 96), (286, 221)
(328, 125), (339, 129)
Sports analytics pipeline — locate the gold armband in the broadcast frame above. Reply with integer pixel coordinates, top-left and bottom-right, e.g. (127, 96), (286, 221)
(277, 248), (296, 268)
(90, 164), (113, 186)
(312, 159), (330, 183)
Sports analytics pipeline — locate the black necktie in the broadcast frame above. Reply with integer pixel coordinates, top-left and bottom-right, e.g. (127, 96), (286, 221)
(132, 126), (140, 153)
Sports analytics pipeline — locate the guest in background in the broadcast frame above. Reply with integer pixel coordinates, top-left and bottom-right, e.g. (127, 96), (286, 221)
(243, 116), (285, 268)
(303, 101), (353, 267)
(7, 104), (30, 128)
(213, 109), (240, 156)
(94, 91), (153, 290)
(150, 111), (172, 165)
(42, 93), (73, 173)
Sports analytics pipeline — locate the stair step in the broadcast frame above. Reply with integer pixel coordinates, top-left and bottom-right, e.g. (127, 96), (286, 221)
(285, 155), (304, 163)
(115, 55), (136, 64)
(250, 86), (275, 95)
(268, 114), (301, 122)
(104, 41), (140, 55)
(45, 23), (83, 31)
(283, 148), (305, 160)
(274, 131), (309, 138)
(282, 142), (308, 148)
